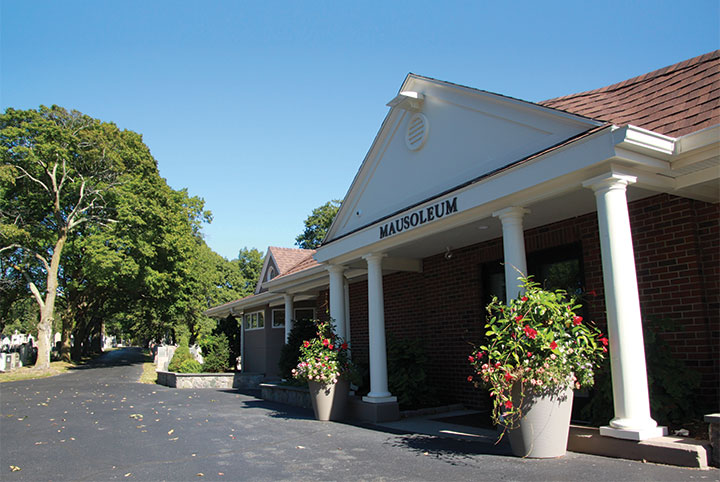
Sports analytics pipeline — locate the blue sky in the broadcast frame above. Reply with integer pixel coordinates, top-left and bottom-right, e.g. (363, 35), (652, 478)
(2, 1), (718, 260)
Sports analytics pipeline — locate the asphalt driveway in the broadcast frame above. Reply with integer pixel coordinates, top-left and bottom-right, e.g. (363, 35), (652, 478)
(0, 348), (713, 481)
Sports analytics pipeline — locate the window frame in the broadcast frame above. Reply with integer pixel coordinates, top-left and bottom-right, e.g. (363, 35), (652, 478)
(271, 309), (285, 329)
(243, 310), (265, 331)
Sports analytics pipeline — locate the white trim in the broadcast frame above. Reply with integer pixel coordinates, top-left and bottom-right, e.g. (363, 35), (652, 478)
(243, 311), (265, 331)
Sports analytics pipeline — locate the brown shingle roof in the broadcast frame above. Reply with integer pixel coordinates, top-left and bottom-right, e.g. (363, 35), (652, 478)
(267, 246), (316, 276)
(539, 50), (720, 137)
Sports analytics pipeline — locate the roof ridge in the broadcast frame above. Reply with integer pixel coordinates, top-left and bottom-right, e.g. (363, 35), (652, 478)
(541, 50), (719, 105)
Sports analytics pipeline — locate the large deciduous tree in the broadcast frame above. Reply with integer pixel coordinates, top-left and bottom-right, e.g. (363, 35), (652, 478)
(1, 106), (122, 368)
(295, 200), (341, 249)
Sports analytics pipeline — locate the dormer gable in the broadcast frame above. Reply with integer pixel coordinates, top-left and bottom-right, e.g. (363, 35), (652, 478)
(255, 247), (317, 294)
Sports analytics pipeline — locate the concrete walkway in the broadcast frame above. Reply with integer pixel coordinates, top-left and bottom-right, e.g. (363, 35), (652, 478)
(0, 348), (715, 481)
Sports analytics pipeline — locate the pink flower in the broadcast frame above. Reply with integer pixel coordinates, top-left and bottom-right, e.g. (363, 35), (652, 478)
(468, 355), (475, 362)
(527, 352), (533, 358)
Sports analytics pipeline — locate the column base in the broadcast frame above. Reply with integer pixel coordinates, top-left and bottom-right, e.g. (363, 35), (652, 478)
(600, 425), (668, 441)
(362, 394), (397, 404)
(350, 397), (399, 423)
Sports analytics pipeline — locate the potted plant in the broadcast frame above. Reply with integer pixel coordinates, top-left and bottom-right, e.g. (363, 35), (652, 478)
(469, 276), (607, 458)
(292, 319), (357, 421)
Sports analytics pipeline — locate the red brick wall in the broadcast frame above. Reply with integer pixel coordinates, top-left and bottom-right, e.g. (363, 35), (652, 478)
(347, 194), (719, 411)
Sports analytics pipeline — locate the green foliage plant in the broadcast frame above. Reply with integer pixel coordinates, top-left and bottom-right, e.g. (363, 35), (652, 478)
(200, 332), (230, 373)
(278, 317), (317, 381)
(177, 359), (203, 374)
(292, 319), (358, 385)
(167, 336), (193, 373)
(387, 336), (438, 410)
(581, 317), (702, 427)
(469, 276), (606, 429)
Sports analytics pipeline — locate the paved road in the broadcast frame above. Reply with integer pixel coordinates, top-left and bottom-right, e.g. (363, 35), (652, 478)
(0, 348), (714, 481)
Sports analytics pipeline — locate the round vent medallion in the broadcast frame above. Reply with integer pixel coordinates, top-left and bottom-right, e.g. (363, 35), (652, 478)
(405, 113), (428, 151)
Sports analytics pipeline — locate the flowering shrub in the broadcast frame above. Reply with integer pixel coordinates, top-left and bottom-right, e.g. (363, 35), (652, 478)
(292, 319), (357, 385)
(469, 276), (607, 427)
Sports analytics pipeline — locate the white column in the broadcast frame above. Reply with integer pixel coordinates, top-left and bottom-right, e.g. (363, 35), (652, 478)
(344, 278), (351, 348)
(283, 293), (294, 343)
(327, 265), (347, 339)
(493, 206), (530, 301)
(583, 173), (666, 441)
(362, 253), (396, 403)
(238, 311), (245, 373)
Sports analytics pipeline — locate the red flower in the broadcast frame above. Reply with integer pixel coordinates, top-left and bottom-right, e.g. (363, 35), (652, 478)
(588, 290), (597, 297)
(515, 315), (523, 323)
(504, 400), (513, 409)
(599, 336), (609, 346)
(504, 372), (513, 382)
(468, 355), (475, 362)
(527, 352), (533, 358)
(341, 343), (348, 350)
(549, 341), (558, 350)
(521, 296), (528, 302)
(322, 339), (329, 346)
(494, 362), (501, 368)
(303, 341), (310, 348)
(523, 325), (537, 339)
(328, 344), (334, 350)
(573, 316), (583, 325)
(467, 375), (473, 382)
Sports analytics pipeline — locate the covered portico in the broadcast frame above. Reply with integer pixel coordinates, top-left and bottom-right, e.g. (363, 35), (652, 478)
(315, 102), (718, 439)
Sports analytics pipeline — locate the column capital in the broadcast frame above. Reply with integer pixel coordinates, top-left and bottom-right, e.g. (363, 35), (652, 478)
(492, 206), (530, 222)
(283, 293), (293, 302)
(582, 172), (637, 194)
(326, 264), (347, 275)
(362, 252), (387, 263)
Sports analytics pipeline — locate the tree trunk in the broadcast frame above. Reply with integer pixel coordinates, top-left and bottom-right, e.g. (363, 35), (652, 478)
(35, 230), (67, 369)
(60, 315), (73, 363)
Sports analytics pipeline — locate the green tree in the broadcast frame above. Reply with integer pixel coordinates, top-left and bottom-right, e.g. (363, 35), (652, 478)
(235, 247), (263, 293)
(295, 200), (341, 249)
(1, 106), (125, 368)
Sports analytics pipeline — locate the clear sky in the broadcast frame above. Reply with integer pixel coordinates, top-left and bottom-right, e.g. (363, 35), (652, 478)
(2, 1), (718, 260)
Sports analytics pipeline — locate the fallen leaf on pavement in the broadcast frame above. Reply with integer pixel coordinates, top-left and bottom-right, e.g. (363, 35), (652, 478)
(168, 429), (174, 435)
(10, 465), (21, 472)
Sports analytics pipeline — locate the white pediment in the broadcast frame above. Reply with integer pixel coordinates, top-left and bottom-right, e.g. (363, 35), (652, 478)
(325, 74), (603, 242)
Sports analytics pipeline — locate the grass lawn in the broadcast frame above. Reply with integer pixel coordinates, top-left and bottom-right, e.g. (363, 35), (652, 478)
(0, 361), (76, 383)
(138, 350), (158, 384)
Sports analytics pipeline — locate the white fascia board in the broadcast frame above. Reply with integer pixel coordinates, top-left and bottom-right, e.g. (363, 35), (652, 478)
(675, 124), (720, 154)
(612, 125), (676, 160)
(205, 291), (281, 318)
(315, 127), (619, 264)
(401, 74), (605, 127)
(262, 265), (327, 293)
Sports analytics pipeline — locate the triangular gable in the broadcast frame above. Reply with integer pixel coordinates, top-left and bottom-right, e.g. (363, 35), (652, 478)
(325, 74), (603, 243)
(255, 247), (316, 294)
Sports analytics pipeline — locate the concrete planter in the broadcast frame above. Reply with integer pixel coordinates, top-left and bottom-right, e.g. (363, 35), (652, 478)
(308, 378), (350, 421)
(507, 384), (574, 458)
(156, 371), (263, 389)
